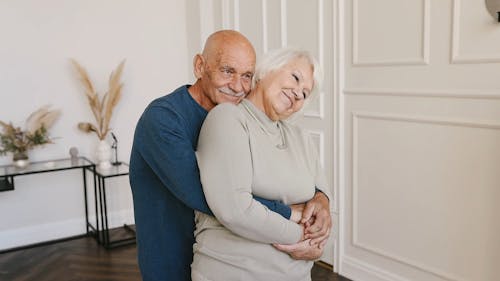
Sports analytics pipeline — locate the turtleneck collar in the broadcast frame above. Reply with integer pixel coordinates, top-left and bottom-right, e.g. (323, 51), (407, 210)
(241, 99), (281, 134)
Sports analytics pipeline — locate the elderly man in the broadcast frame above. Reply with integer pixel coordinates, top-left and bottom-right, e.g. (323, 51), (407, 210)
(130, 30), (331, 281)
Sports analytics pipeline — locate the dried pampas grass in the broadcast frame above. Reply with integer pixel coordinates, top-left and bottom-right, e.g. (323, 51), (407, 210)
(0, 106), (61, 155)
(71, 59), (125, 140)
(26, 105), (61, 134)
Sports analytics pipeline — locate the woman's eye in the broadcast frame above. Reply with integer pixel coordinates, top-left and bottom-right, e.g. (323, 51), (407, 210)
(302, 92), (307, 99)
(292, 74), (299, 82)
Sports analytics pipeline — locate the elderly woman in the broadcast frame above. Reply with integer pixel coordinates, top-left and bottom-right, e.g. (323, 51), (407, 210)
(192, 48), (329, 281)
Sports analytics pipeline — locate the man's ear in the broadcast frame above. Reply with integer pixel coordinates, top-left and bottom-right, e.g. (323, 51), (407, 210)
(193, 54), (205, 79)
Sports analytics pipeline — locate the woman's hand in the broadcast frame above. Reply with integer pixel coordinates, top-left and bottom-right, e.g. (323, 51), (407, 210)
(290, 203), (305, 223)
(273, 239), (324, 261)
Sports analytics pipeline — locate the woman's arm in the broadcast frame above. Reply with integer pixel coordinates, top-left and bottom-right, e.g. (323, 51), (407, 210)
(197, 104), (302, 245)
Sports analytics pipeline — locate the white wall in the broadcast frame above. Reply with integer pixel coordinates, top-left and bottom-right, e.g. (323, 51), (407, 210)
(0, 0), (191, 250)
(341, 0), (500, 280)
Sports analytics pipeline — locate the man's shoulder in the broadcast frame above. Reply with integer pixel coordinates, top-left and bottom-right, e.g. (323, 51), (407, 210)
(136, 86), (188, 126)
(150, 85), (190, 107)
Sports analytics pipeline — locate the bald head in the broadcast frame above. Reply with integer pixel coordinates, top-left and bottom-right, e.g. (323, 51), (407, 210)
(202, 30), (255, 63)
(190, 30), (256, 111)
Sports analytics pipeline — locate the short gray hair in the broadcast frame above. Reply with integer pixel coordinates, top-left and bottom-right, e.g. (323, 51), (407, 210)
(252, 47), (322, 97)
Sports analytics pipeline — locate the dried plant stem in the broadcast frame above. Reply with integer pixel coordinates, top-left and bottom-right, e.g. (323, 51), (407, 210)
(71, 59), (125, 140)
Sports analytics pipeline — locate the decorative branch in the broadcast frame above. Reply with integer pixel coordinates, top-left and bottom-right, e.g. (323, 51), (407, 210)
(71, 59), (125, 140)
(0, 106), (60, 156)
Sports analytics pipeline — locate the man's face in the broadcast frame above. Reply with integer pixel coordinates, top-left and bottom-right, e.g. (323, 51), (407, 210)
(201, 46), (255, 105)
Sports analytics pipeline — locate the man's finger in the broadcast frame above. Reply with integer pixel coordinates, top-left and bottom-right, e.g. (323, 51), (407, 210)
(306, 213), (325, 233)
(305, 211), (330, 239)
(309, 228), (330, 246)
(300, 202), (315, 224)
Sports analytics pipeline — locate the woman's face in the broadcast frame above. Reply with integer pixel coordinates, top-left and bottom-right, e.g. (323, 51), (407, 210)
(258, 57), (314, 121)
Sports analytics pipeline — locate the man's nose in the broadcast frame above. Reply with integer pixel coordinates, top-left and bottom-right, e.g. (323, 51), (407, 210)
(228, 76), (244, 94)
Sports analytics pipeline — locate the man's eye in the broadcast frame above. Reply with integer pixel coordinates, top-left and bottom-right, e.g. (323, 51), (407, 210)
(220, 68), (234, 75)
(292, 74), (299, 82)
(242, 73), (253, 80)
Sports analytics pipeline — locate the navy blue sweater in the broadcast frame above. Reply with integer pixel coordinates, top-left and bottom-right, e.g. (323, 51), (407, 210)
(129, 85), (291, 281)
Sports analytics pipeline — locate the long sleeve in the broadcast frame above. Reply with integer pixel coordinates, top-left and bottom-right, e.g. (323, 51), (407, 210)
(137, 104), (211, 213)
(136, 102), (291, 218)
(196, 104), (302, 245)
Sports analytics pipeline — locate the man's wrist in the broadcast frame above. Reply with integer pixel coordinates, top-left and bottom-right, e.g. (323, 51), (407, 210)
(314, 190), (330, 205)
(314, 187), (329, 202)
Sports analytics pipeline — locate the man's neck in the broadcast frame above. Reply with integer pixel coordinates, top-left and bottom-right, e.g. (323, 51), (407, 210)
(188, 82), (216, 111)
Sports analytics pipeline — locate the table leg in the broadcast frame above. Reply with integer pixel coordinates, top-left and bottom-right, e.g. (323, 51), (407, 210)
(82, 168), (89, 235)
(101, 176), (111, 248)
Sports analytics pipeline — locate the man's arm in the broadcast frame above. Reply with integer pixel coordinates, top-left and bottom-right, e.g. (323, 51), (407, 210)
(138, 104), (292, 218)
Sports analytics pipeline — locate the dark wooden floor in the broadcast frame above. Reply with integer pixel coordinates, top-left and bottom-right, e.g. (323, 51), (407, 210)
(0, 234), (351, 281)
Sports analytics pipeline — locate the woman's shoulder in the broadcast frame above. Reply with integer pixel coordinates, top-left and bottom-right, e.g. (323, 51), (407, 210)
(208, 102), (246, 119)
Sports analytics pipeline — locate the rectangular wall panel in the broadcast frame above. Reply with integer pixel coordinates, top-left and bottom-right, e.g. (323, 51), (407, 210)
(352, 112), (500, 281)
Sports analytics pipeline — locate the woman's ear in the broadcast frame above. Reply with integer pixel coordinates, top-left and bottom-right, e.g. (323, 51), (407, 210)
(193, 54), (205, 79)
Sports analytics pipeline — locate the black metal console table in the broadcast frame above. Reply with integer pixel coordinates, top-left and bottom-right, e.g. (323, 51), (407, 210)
(0, 157), (96, 238)
(86, 163), (135, 249)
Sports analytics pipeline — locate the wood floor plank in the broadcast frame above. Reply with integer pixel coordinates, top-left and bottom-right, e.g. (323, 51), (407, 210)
(0, 232), (350, 281)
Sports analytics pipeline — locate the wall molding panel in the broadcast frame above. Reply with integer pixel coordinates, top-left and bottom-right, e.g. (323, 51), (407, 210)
(345, 88), (500, 100)
(233, 0), (240, 30)
(261, 0), (268, 53)
(304, 91), (325, 119)
(352, 0), (430, 66)
(221, 0), (230, 29)
(280, 0), (287, 47)
(451, 0), (500, 64)
(350, 111), (499, 281)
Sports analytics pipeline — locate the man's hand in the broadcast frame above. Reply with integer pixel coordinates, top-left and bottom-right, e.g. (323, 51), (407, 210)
(302, 191), (331, 240)
(290, 203), (305, 223)
(273, 239), (324, 261)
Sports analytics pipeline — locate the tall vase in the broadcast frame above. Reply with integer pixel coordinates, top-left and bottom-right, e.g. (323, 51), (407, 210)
(13, 151), (29, 169)
(96, 140), (112, 170)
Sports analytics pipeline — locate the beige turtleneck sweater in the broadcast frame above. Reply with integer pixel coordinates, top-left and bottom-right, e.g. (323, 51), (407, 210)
(192, 99), (328, 281)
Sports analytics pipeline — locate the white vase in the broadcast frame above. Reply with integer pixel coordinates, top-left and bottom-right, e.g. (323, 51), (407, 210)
(96, 140), (112, 170)
(13, 152), (29, 169)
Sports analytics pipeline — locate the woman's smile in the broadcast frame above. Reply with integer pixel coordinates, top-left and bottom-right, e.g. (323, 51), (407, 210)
(280, 90), (293, 109)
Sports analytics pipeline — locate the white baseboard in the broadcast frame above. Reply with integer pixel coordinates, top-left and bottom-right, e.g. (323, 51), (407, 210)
(342, 255), (410, 281)
(0, 209), (134, 251)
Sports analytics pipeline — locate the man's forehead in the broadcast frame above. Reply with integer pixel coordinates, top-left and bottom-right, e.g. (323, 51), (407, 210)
(215, 52), (255, 72)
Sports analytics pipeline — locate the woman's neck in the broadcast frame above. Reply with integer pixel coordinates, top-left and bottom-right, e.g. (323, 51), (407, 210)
(246, 88), (278, 121)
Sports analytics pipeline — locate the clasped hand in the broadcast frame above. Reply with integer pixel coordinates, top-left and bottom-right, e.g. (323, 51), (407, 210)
(273, 192), (332, 260)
